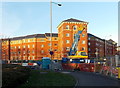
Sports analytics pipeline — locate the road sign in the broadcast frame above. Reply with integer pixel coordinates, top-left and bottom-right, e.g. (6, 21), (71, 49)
(50, 51), (54, 55)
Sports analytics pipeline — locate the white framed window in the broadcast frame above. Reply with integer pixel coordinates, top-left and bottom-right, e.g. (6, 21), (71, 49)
(40, 39), (45, 42)
(23, 51), (25, 54)
(82, 40), (85, 44)
(88, 42), (90, 45)
(15, 46), (16, 49)
(88, 37), (90, 40)
(48, 38), (51, 41)
(32, 50), (34, 53)
(66, 33), (70, 37)
(32, 44), (35, 48)
(28, 45), (30, 48)
(66, 25), (69, 29)
(82, 34), (85, 37)
(88, 48), (91, 51)
(23, 56), (26, 60)
(32, 56), (35, 60)
(28, 56), (30, 60)
(41, 44), (44, 47)
(23, 39), (25, 43)
(28, 51), (30, 53)
(23, 45), (26, 48)
(66, 40), (70, 43)
(48, 43), (51, 46)
(73, 25), (77, 30)
(41, 50), (44, 53)
(66, 47), (70, 51)
(28, 39), (30, 42)
(18, 46), (20, 49)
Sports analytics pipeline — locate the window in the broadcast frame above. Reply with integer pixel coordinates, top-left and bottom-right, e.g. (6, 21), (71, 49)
(73, 25), (77, 30)
(82, 47), (85, 50)
(18, 46), (20, 49)
(18, 40), (21, 43)
(54, 38), (57, 40)
(15, 46), (16, 49)
(32, 56), (35, 60)
(88, 48), (91, 51)
(31, 39), (34, 42)
(41, 44), (44, 47)
(32, 44), (35, 48)
(23, 51), (26, 54)
(32, 50), (34, 53)
(66, 25), (69, 29)
(28, 39), (30, 42)
(48, 43), (51, 46)
(41, 39), (45, 42)
(18, 51), (20, 54)
(66, 40), (70, 43)
(88, 42), (90, 45)
(82, 34), (85, 37)
(66, 47), (70, 51)
(66, 33), (70, 37)
(54, 49), (57, 51)
(28, 45), (30, 48)
(28, 56), (30, 60)
(88, 37), (90, 40)
(41, 50), (44, 53)
(28, 51), (30, 53)
(23, 39), (25, 43)
(54, 44), (57, 46)
(82, 41), (85, 44)
(23, 45), (26, 48)
(48, 38), (51, 41)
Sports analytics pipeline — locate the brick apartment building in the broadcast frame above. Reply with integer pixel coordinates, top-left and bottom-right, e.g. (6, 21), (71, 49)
(0, 18), (117, 61)
(57, 18), (88, 58)
(0, 33), (59, 61)
(88, 33), (117, 59)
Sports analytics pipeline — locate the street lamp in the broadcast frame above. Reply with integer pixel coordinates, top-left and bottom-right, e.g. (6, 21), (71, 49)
(50, 0), (61, 60)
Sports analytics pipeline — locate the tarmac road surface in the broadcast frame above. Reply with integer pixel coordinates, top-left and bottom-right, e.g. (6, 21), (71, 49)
(61, 71), (120, 88)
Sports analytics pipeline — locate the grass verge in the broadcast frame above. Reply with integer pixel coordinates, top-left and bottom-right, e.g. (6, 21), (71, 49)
(18, 70), (76, 87)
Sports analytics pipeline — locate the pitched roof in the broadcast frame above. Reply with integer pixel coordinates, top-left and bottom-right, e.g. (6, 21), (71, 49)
(25, 34), (45, 38)
(45, 33), (58, 37)
(63, 18), (87, 23)
(88, 33), (104, 41)
(11, 34), (46, 40)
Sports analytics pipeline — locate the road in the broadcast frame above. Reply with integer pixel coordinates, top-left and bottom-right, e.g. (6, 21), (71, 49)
(61, 71), (120, 87)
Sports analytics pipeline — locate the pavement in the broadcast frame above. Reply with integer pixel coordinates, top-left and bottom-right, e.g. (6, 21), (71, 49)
(60, 70), (120, 88)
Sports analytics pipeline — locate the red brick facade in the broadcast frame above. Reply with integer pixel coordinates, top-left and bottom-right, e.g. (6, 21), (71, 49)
(0, 18), (117, 61)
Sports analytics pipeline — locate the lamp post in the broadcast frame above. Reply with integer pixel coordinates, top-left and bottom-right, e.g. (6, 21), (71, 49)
(94, 48), (98, 72)
(50, 0), (61, 60)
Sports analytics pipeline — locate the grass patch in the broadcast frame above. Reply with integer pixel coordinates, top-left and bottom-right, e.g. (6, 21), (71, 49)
(18, 70), (76, 87)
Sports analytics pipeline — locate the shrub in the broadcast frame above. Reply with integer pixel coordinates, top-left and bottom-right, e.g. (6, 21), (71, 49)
(2, 64), (31, 88)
